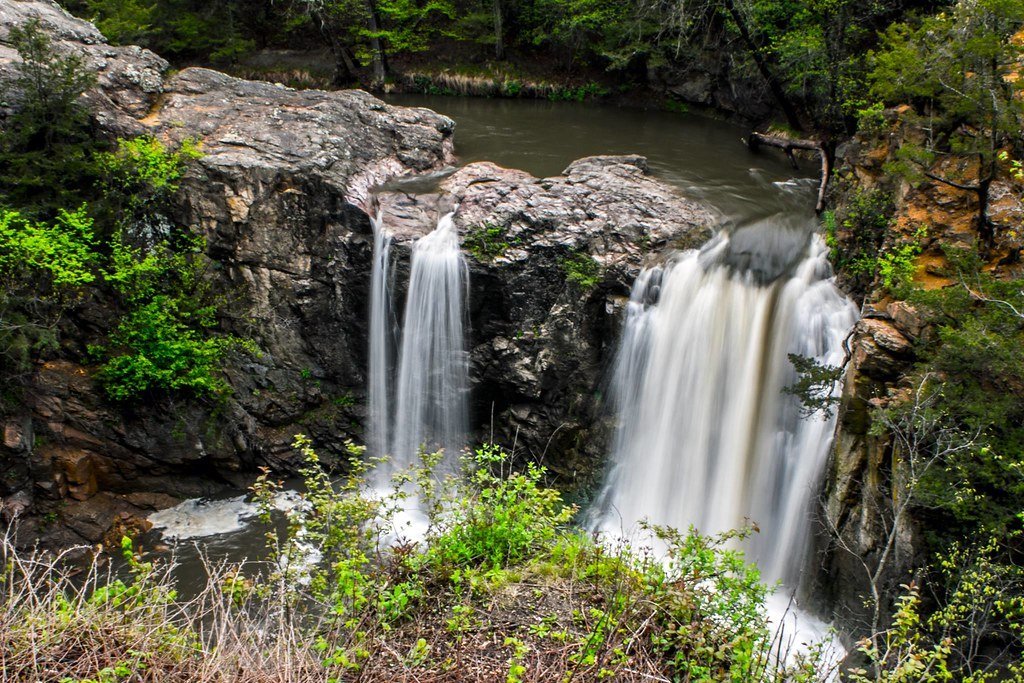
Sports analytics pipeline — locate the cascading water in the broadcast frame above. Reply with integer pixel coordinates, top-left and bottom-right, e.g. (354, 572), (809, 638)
(593, 221), (857, 588)
(367, 209), (394, 461)
(379, 212), (469, 483)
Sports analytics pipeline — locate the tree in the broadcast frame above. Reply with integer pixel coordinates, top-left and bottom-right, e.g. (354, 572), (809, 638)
(0, 19), (97, 216)
(870, 0), (1024, 251)
(293, 0), (453, 87)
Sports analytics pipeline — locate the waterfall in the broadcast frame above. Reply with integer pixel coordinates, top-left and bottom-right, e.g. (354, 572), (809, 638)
(593, 226), (857, 586)
(379, 212), (469, 483)
(368, 209), (394, 461)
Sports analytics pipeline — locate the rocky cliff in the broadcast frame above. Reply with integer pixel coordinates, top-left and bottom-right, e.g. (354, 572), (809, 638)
(812, 106), (1024, 632)
(0, 0), (713, 545)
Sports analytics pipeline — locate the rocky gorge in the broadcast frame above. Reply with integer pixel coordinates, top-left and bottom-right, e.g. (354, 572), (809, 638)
(6, 0), (1018, 656)
(0, 0), (715, 548)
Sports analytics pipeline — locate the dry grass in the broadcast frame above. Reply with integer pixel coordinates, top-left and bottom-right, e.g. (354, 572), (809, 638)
(0, 531), (331, 682)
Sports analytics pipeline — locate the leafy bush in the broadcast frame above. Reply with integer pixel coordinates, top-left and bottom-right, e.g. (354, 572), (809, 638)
(0, 208), (96, 376)
(849, 527), (1024, 682)
(427, 444), (576, 570)
(94, 234), (251, 401)
(96, 135), (202, 234)
(828, 187), (893, 281)
(561, 251), (602, 289)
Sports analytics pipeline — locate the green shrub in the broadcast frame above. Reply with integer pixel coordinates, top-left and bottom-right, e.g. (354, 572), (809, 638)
(95, 135), (202, 238)
(851, 225), (926, 294)
(464, 223), (515, 261)
(849, 528), (1024, 682)
(0, 207), (96, 375)
(427, 444), (576, 570)
(561, 251), (602, 289)
(94, 234), (251, 401)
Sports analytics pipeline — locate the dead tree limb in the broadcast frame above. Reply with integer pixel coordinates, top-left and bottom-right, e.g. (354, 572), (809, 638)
(747, 132), (831, 214)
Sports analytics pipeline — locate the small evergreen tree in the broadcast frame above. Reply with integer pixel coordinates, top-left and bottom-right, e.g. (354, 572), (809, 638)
(0, 18), (97, 216)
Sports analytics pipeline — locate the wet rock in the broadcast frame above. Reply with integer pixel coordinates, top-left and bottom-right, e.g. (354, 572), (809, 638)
(377, 156), (714, 491)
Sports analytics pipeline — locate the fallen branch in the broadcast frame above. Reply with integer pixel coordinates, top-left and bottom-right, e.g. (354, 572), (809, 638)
(747, 132), (831, 214)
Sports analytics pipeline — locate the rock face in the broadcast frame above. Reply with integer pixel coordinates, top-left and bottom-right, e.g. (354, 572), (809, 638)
(0, 0), (453, 544)
(0, 1), (714, 543)
(811, 309), (924, 633)
(813, 107), (1023, 633)
(647, 52), (775, 122)
(378, 156), (713, 491)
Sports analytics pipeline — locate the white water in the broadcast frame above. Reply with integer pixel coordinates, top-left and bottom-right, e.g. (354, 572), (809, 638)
(378, 212), (469, 483)
(148, 491), (303, 541)
(368, 209), (394, 460)
(593, 228), (857, 587)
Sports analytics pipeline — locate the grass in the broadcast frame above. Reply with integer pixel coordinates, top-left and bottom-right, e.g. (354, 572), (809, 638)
(400, 71), (611, 102)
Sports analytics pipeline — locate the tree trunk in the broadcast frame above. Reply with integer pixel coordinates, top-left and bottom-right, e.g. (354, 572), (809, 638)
(492, 0), (505, 60)
(976, 176), (993, 254)
(365, 0), (387, 88)
(313, 12), (359, 86)
(747, 132), (830, 212)
(720, 0), (803, 132)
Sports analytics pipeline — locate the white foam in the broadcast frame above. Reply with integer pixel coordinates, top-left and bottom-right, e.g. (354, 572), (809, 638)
(148, 491), (301, 541)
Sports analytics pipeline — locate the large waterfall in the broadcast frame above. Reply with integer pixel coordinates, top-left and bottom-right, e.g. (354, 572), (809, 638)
(593, 223), (857, 587)
(371, 212), (469, 485)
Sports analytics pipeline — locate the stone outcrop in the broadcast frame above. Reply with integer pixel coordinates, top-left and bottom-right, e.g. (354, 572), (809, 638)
(814, 106), (1024, 633)
(0, 1), (714, 544)
(378, 156), (713, 489)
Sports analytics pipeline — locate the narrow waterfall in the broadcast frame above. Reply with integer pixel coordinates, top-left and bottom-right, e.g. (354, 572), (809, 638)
(382, 212), (469, 482)
(367, 209), (394, 460)
(593, 227), (857, 586)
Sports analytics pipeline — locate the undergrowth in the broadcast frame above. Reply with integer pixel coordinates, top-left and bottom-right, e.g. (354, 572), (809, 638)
(2, 438), (845, 682)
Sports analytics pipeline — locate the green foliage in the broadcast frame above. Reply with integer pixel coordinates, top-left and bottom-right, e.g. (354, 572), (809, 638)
(427, 444), (576, 570)
(546, 81), (610, 101)
(96, 296), (236, 401)
(849, 527), (1024, 682)
(897, 265), (1024, 538)
(783, 353), (844, 419)
(561, 251), (602, 290)
(253, 434), (389, 616)
(0, 18), (97, 216)
(244, 436), (832, 681)
(73, 0), (265, 62)
(749, 0), (896, 134)
(828, 187), (892, 271)
(0, 25), (242, 403)
(93, 233), (250, 401)
(0, 208), (96, 290)
(868, 0), (1024, 220)
(91, 135), (203, 246)
(82, 0), (157, 45)
(0, 208), (96, 375)
(525, 0), (634, 68)
(463, 222), (514, 260)
(851, 225), (926, 294)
